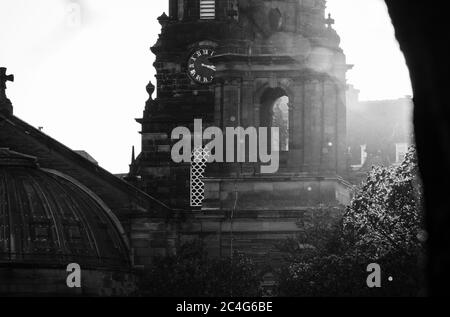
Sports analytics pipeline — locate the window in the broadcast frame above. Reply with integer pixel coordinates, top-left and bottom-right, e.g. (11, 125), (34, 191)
(260, 88), (290, 152)
(200, 0), (215, 20)
(361, 145), (368, 166)
(272, 96), (290, 152)
(396, 143), (408, 163)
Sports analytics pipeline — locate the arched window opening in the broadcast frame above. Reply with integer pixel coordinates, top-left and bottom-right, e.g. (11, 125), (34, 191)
(272, 96), (289, 152)
(260, 87), (290, 152)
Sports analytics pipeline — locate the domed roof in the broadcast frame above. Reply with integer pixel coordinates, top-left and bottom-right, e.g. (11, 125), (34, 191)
(0, 148), (130, 269)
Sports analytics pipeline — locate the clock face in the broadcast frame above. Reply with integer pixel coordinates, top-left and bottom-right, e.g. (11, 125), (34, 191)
(187, 48), (216, 84)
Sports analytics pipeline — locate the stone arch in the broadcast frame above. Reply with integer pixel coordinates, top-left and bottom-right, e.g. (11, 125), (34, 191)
(269, 8), (283, 31)
(258, 86), (292, 152)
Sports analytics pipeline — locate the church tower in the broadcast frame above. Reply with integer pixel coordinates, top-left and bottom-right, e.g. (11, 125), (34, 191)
(132, 0), (352, 210)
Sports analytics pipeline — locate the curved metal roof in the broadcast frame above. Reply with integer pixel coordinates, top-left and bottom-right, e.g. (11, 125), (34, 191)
(0, 148), (130, 269)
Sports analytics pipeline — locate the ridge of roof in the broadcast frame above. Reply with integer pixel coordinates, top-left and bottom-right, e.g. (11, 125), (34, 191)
(0, 113), (172, 212)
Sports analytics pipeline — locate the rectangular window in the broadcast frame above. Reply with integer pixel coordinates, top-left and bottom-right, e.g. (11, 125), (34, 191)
(200, 0), (215, 19)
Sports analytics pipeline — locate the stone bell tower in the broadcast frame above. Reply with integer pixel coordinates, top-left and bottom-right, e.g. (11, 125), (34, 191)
(131, 0), (245, 207)
(202, 0), (352, 211)
(131, 0), (352, 210)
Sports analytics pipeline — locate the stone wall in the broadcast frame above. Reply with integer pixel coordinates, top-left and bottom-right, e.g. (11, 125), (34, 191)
(129, 176), (350, 268)
(0, 266), (137, 296)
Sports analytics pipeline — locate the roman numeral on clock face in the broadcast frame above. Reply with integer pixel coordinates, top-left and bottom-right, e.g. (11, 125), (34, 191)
(188, 47), (216, 84)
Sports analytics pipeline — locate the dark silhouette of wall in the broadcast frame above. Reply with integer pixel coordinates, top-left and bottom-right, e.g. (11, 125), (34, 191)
(385, 0), (450, 296)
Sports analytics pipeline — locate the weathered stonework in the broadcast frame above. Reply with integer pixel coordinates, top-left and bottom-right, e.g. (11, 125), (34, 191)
(130, 0), (352, 267)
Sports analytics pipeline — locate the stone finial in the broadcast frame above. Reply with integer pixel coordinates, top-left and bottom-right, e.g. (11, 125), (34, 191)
(146, 81), (155, 100)
(0, 67), (14, 116)
(0, 67), (14, 97)
(325, 13), (335, 28)
(158, 12), (170, 27)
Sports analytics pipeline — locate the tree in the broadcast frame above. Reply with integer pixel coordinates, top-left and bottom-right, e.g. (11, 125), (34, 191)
(343, 146), (425, 259)
(138, 240), (262, 297)
(277, 146), (426, 296)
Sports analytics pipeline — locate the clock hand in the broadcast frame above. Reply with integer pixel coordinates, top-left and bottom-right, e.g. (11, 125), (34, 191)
(201, 63), (216, 71)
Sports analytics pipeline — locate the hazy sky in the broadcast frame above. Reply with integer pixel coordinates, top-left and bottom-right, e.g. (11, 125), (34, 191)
(0, 0), (412, 173)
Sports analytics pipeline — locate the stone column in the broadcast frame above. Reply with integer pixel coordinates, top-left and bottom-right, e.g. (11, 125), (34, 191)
(214, 81), (223, 127)
(336, 81), (348, 176)
(169, 0), (178, 19)
(222, 78), (241, 129)
(289, 79), (305, 170)
(322, 79), (338, 172)
(303, 78), (323, 173)
(241, 78), (254, 127)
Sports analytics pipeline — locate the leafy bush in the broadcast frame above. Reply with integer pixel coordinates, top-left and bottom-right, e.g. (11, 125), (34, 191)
(277, 146), (427, 297)
(343, 147), (424, 259)
(138, 240), (263, 297)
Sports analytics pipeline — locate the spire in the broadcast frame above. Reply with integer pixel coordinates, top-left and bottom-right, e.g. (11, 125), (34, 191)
(131, 146), (136, 164)
(125, 146), (138, 182)
(0, 67), (14, 116)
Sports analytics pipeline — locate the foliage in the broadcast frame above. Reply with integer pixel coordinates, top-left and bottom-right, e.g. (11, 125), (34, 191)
(277, 250), (425, 297)
(138, 240), (263, 297)
(343, 146), (425, 259)
(277, 146), (427, 297)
